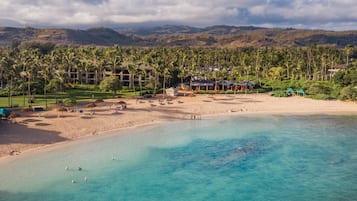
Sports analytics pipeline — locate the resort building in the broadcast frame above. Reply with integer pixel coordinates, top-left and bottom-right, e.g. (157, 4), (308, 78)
(65, 67), (153, 87)
(328, 64), (347, 78)
(60, 64), (254, 93)
(189, 80), (256, 92)
(165, 87), (178, 97)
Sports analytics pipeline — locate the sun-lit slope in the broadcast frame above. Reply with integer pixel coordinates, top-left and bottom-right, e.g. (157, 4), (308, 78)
(0, 25), (356, 47)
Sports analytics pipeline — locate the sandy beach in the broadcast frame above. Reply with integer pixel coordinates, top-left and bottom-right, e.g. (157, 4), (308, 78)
(1, 94), (356, 158)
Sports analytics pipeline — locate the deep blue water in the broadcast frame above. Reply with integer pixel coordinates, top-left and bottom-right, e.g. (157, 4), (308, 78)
(0, 115), (356, 201)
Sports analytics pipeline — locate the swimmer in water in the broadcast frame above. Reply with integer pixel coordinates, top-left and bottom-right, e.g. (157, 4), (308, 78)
(72, 180), (76, 184)
(65, 166), (69, 171)
(78, 166), (82, 171)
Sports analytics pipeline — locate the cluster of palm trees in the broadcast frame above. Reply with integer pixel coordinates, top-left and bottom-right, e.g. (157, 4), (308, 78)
(0, 42), (355, 106)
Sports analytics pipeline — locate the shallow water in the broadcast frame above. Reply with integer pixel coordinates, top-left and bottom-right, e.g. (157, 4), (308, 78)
(0, 115), (356, 201)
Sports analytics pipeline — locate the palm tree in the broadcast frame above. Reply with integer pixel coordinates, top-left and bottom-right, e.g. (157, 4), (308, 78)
(41, 53), (54, 109)
(152, 63), (161, 95)
(268, 66), (284, 95)
(212, 69), (221, 92)
(137, 62), (148, 96)
(0, 48), (7, 89)
(343, 44), (354, 66)
(1, 47), (20, 107)
(162, 67), (171, 97)
(127, 63), (138, 95)
(105, 45), (123, 76)
(18, 48), (40, 106)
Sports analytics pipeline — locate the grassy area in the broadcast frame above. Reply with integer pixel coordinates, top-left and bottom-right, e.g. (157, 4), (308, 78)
(0, 85), (149, 108)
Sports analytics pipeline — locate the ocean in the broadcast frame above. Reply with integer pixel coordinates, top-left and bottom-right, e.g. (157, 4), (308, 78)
(0, 114), (356, 201)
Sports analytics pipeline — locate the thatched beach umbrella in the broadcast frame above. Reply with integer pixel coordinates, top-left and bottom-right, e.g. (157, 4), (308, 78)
(118, 101), (127, 110)
(118, 101), (126, 105)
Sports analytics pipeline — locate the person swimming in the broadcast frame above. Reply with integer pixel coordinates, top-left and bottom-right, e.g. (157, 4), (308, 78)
(65, 166), (69, 171)
(78, 166), (82, 171)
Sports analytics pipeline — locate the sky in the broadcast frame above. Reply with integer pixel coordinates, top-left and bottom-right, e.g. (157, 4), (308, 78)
(0, 0), (356, 30)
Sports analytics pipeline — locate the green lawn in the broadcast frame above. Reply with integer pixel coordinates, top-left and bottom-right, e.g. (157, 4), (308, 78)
(0, 86), (147, 108)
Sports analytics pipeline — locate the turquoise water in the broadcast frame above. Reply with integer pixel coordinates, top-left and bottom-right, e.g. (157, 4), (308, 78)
(0, 115), (356, 201)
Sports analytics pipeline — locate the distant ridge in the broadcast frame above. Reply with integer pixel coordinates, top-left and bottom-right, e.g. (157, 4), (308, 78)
(117, 25), (202, 35)
(0, 27), (138, 46)
(117, 25), (265, 35)
(0, 25), (356, 47)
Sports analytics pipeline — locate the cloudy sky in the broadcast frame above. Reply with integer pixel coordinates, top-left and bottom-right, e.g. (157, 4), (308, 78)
(0, 0), (356, 30)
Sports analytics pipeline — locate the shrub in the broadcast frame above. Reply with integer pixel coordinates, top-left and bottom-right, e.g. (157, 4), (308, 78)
(99, 76), (122, 97)
(339, 86), (357, 100)
(272, 90), (288, 97)
(333, 67), (357, 87)
(257, 88), (272, 93)
(307, 82), (333, 95)
(309, 93), (333, 100)
(0, 90), (7, 97)
(63, 97), (76, 107)
(305, 81), (341, 99)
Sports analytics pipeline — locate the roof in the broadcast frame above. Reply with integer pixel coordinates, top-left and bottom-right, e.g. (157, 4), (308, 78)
(166, 87), (178, 91)
(218, 80), (236, 85)
(333, 64), (348, 69)
(328, 64), (348, 72)
(236, 81), (256, 87)
(191, 80), (215, 87)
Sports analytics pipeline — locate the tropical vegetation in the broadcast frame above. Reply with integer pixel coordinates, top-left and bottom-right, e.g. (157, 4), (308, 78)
(0, 42), (356, 108)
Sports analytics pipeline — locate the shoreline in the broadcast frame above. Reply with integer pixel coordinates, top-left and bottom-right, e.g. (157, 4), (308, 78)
(1, 110), (355, 165)
(0, 119), (162, 164)
(1, 94), (357, 161)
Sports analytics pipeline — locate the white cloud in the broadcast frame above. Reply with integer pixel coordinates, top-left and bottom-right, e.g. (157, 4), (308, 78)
(0, 0), (356, 30)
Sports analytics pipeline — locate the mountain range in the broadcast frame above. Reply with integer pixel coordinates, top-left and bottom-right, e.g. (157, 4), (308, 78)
(0, 25), (356, 48)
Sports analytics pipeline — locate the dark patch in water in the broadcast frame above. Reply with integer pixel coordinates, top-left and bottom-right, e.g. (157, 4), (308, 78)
(162, 136), (274, 173)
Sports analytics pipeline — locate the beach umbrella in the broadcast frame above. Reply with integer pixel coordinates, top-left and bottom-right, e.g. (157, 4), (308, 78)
(297, 89), (305, 96)
(287, 88), (294, 93)
(286, 88), (294, 94)
(118, 101), (126, 105)
(0, 108), (12, 117)
(118, 101), (127, 109)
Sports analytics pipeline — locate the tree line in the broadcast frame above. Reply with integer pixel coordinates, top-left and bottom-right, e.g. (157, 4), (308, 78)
(0, 42), (356, 107)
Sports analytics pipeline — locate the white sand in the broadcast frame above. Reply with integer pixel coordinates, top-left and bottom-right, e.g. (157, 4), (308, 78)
(1, 94), (356, 158)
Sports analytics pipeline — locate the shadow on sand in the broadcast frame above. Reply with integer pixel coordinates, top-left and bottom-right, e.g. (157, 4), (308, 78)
(0, 121), (67, 154)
